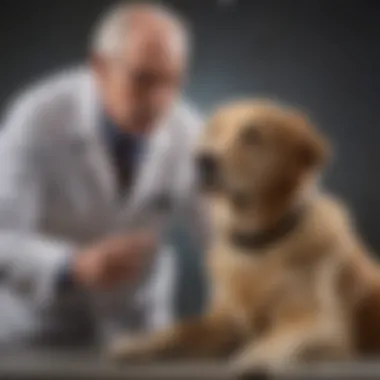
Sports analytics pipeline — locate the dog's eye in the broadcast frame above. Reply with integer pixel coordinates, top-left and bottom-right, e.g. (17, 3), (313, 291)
(241, 126), (262, 145)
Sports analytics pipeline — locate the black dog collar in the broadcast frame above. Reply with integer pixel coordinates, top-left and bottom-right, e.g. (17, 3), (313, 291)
(229, 207), (305, 251)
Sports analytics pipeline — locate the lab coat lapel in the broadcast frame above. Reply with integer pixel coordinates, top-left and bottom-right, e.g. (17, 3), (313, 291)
(79, 70), (118, 214)
(116, 117), (173, 229)
(78, 69), (173, 230)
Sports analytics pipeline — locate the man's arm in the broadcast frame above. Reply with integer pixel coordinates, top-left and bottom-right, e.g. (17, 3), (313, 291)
(0, 95), (79, 310)
(0, 93), (159, 346)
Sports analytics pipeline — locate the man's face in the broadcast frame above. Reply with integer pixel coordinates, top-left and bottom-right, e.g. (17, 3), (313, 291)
(92, 30), (187, 135)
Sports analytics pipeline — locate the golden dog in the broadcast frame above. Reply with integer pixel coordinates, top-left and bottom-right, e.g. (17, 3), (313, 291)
(109, 100), (380, 371)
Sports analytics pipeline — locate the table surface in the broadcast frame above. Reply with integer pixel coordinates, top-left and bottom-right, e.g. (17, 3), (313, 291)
(1, 350), (380, 379)
(0, 350), (235, 380)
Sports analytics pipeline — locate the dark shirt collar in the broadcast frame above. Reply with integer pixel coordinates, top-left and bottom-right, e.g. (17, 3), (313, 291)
(102, 115), (145, 159)
(103, 116), (141, 145)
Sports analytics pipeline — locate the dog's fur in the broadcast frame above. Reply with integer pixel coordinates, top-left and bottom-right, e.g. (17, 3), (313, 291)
(109, 100), (380, 370)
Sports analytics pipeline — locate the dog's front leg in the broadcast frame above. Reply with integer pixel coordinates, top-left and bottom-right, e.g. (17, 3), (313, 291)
(109, 312), (241, 362)
(231, 317), (352, 373)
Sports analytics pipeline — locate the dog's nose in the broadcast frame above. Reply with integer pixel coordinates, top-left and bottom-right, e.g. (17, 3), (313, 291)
(197, 153), (219, 188)
(197, 153), (217, 176)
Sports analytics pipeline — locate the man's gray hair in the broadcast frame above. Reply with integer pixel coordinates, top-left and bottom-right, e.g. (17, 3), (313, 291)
(90, 1), (190, 57)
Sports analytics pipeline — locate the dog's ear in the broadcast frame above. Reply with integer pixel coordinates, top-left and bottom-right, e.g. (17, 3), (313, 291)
(297, 130), (331, 170)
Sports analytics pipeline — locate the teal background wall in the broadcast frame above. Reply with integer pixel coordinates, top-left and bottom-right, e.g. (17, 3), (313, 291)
(170, 225), (207, 318)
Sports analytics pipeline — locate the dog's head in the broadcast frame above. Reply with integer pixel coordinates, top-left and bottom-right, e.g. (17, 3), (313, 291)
(197, 100), (330, 213)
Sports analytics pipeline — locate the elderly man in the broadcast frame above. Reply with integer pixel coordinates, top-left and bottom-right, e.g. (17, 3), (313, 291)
(0, 2), (206, 348)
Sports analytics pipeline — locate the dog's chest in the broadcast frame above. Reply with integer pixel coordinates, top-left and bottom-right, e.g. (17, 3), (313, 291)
(210, 245), (316, 334)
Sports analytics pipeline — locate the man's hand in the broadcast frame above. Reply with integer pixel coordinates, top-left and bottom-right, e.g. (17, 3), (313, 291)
(72, 231), (157, 290)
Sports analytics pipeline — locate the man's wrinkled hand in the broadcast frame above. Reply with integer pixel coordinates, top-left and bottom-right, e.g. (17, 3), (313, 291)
(73, 231), (157, 290)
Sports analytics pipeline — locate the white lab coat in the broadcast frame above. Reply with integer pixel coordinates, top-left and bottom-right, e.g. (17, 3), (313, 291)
(0, 67), (206, 347)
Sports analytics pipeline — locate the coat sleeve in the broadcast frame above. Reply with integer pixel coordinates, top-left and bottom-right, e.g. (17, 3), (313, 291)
(0, 94), (78, 312)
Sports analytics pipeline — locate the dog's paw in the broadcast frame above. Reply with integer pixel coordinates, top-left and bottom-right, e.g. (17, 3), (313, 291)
(229, 351), (291, 376)
(229, 355), (265, 377)
(107, 335), (156, 363)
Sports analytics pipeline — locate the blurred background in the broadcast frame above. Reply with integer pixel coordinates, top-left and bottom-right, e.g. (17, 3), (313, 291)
(1, 0), (380, 318)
